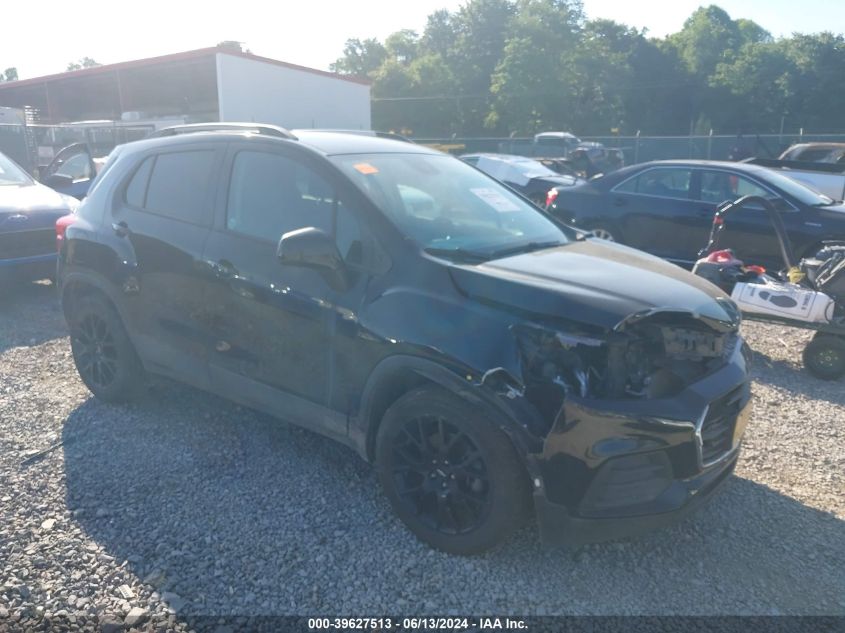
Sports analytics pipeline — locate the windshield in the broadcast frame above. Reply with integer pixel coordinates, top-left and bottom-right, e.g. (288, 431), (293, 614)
(762, 168), (835, 205)
(0, 152), (32, 186)
(331, 153), (569, 259)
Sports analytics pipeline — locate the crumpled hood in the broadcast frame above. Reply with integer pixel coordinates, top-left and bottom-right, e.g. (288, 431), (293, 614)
(449, 239), (739, 332)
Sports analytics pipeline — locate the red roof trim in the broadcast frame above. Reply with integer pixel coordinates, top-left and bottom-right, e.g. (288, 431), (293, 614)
(0, 46), (371, 91)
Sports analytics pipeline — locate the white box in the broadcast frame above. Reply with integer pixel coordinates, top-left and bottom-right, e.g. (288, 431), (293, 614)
(731, 279), (834, 323)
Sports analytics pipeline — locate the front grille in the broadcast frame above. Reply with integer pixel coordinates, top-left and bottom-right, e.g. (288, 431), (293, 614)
(700, 387), (744, 465)
(0, 229), (55, 260)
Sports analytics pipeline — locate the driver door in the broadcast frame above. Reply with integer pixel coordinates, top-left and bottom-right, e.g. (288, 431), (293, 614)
(201, 141), (370, 439)
(41, 144), (96, 198)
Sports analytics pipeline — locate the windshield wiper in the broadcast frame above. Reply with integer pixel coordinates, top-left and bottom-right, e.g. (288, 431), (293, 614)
(486, 240), (566, 259)
(424, 247), (491, 263)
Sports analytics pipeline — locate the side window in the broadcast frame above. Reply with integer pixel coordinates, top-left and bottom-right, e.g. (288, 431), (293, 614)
(615, 168), (692, 198)
(144, 150), (215, 224)
(125, 156), (154, 208)
(227, 150), (364, 263)
(613, 174), (639, 194)
(335, 198), (364, 264)
(700, 171), (768, 204)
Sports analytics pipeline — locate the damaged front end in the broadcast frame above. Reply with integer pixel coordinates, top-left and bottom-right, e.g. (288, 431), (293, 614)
(511, 308), (740, 422)
(488, 308), (751, 547)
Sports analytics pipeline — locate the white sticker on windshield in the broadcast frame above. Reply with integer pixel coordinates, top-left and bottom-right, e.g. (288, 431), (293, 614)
(470, 187), (521, 212)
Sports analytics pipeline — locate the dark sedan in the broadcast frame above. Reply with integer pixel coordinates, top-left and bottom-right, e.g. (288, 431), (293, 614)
(0, 150), (79, 284)
(546, 159), (845, 270)
(461, 153), (581, 206)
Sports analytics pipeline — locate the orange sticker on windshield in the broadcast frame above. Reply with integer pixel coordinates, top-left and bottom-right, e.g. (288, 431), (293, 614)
(353, 162), (379, 175)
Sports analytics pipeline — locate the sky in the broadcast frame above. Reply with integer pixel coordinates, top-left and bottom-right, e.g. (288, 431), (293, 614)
(2, 0), (845, 81)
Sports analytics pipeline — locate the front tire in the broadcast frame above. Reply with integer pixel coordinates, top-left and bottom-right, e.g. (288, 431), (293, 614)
(803, 334), (845, 380)
(586, 222), (619, 242)
(69, 294), (148, 401)
(376, 386), (530, 555)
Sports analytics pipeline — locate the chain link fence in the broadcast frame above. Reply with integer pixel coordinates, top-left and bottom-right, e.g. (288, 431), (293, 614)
(6, 124), (845, 174)
(0, 123), (153, 174)
(414, 133), (845, 165)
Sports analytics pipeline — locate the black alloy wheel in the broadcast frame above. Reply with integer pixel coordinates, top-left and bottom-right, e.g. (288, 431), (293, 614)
(69, 294), (147, 401)
(73, 313), (119, 390)
(390, 414), (491, 535)
(376, 386), (529, 555)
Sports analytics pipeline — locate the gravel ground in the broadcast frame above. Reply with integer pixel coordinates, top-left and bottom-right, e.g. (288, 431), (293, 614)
(0, 280), (843, 629)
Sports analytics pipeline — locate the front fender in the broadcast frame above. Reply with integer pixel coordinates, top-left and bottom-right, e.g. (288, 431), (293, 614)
(351, 354), (545, 464)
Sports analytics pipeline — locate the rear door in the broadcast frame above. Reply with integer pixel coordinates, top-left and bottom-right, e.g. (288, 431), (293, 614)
(693, 169), (785, 267)
(109, 142), (224, 387)
(610, 166), (698, 261)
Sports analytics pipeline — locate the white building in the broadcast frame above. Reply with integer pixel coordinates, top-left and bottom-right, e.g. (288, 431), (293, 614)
(0, 46), (371, 131)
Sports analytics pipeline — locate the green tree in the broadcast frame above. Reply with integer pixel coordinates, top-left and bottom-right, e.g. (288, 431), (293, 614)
(1, 67), (18, 82)
(669, 5), (741, 77)
(449, 0), (518, 134)
(486, 0), (583, 134)
(67, 57), (101, 71)
(421, 9), (458, 59)
(780, 33), (845, 131)
(336, 2), (845, 136)
(385, 30), (420, 66)
(711, 40), (795, 131)
(330, 38), (387, 77)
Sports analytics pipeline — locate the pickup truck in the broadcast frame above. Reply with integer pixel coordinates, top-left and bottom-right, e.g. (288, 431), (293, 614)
(499, 132), (625, 177)
(742, 157), (845, 202)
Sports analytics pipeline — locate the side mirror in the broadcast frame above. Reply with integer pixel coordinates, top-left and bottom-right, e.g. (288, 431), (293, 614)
(277, 227), (348, 291)
(42, 173), (75, 191)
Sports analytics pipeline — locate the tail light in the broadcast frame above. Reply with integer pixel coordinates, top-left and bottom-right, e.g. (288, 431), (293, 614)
(545, 188), (559, 208)
(56, 214), (77, 252)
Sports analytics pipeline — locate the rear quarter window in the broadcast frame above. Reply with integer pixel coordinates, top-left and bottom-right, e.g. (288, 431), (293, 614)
(124, 156), (154, 208)
(142, 150), (216, 224)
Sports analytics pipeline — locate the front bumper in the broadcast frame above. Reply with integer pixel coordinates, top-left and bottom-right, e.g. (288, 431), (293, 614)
(530, 337), (751, 547)
(535, 451), (737, 547)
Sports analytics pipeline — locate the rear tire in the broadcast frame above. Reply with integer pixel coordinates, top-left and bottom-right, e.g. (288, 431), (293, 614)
(68, 294), (148, 401)
(375, 386), (530, 555)
(803, 334), (845, 380)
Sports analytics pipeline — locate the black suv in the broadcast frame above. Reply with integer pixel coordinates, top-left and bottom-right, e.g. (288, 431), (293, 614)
(59, 124), (752, 554)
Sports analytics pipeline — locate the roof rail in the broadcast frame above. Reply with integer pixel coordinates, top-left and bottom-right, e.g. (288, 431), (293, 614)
(293, 128), (414, 143)
(149, 122), (297, 140)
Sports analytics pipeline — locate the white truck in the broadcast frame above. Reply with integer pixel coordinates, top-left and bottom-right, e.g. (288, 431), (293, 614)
(744, 156), (845, 201)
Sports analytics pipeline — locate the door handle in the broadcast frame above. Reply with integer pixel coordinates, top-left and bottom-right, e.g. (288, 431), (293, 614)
(697, 209), (713, 218)
(613, 198), (626, 207)
(7, 214), (28, 222)
(112, 221), (130, 237)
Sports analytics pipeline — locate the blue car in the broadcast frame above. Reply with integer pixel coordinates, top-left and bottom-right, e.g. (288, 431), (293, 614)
(0, 150), (79, 283)
(546, 159), (845, 271)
